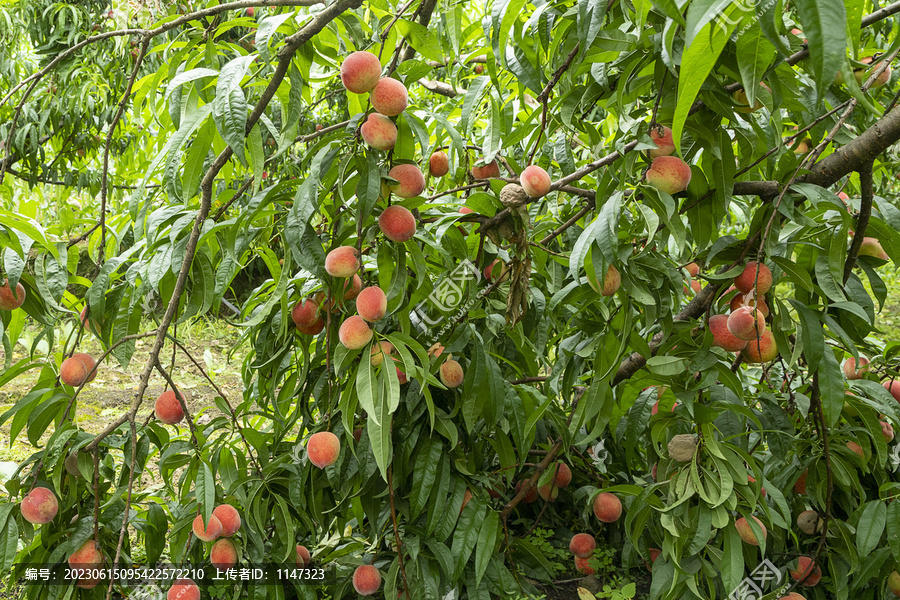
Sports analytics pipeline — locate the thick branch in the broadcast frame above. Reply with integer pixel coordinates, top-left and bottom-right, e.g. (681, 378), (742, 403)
(844, 161), (874, 282)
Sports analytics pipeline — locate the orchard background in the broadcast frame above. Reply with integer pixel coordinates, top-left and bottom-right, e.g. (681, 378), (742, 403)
(3, 0), (900, 598)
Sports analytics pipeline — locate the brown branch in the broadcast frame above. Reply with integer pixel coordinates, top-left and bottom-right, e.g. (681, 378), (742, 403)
(105, 418), (137, 600)
(418, 78), (461, 97)
(500, 440), (562, 522)
(844, 161), (874, 282)
(387, 467), (411, 596)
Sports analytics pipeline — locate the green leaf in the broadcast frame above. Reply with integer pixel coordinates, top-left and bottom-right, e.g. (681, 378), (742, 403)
(213, 55), (255, 166)
(735, 24), (775, 108)
(474, 510), (499, 586)
(818, 350), (844, 428)
(395, 20), (445, 63)
(857, 501), (887, 557)
(795, 0), (847, 98)
(196, 461), (216, 527)
(771, 256), (814, 292)
(673, 16), (738, 155)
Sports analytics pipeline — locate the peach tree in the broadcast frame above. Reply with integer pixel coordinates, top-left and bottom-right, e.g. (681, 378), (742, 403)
(2, 0), (900, 599)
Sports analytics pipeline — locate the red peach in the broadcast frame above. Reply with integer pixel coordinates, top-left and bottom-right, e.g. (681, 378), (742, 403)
(569, 533), (596, 558)
(339, 315), (373, 349)
(297, 317), (325, 336)
(587, 265), (621, 296)
(212, 504), (241, 537)
(843, 356), (869, 380)
(789, 556), (822, 586)
(388, 164), (426, 198)
(648, 125), (675, 158)
(353, 564), (382, 595)
(296, 545), (311, 568)
(574, 556), (595, 575)
(795, 469), (808, 494)
(709, 314), (748, 352)
(520, 165), (551, 198)
(515, 479), (537, 503)
(340, 51), (382, 94)
(324, 246), (360, 278)
(592, 492), (622, 523)
(729, 292), (769, 316)
(343, 274), (363, 300)
(20, 487), (58, 524)
(210, 538), (238, 570)
(371, 341), (394, 366)
(859, 237), (889, 260)
(471, 159), (500, 179)
(735, 516), (766, 546)
(291, 298), (320, 328)
(440, 359), (464, 388)
(155, 390), (187, 425)
(645, 156), (692, 195)
(360, 113), (397, 151)
(552, 462), (572, 488)
(883, 421), (895, 442)
(307, 431), (340, 468)
(356, 286), (387, 322)
(734, 261), (773, 295)
(742, 330), (778, 363)
(885, 380), (900, 402)
(0, 279), (26, 310)
(847, 441), (864, 457)
(429, 151), (449, 177)
(369, 78), (408, 116)
(167, 579), (200, 600)
(727, 306), (767, 341)
(193, 513), (223, 542)
(378, 205), (417, 242)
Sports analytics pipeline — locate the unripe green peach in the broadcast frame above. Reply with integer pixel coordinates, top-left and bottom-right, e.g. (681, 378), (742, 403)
(388, 164), (425, 198)
(339, 315), (373, 349)
(193, 513), (223, 542)
(888, 570), (900, 597)
(307, 431), (340, 468)
(520, 165), (551, 198)
(796, 510), (821, 535)
(340, 51), (382, 94)
(645, 156), (692, 195)
(378, 205), (417, 241)
(356, 286), (387, 322)
(370, 77), (408, 116)
(324, 246), (360, 278)
(429, 151), (449, 177)
(360, 113), (397, 150)
(859, 237), (889, 260)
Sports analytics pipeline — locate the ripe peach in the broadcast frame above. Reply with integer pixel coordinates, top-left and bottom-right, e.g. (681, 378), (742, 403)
(0, 279), (26, 310)
(734, 516), (766, 546)
(458, 207), (474, 214)
(734, 261), (773, 294)
(388, 164), (426, 198)
(515, 480), (538, 503)
(520, 165), (551, 198)
(789, 556), (821, 586)
(427, 342), (445, 357)
(429, 151), (449, 177)
(859, 237), (889, 260)
(340, 51), (382, 94)
(483, 259), (508, 282)
(60, 354), (92, 387)
(296, 545), (311, 568)
(353, 428), (363, 442)
(212, 504), (241, 537)
(370, 77), (408, 116)
(307, 431), (340, 468)
(847, 441), (864, 457)
(646, 548), (662, 571)
(645, 156), (692, 195)
(885, 380), (900, 402)
(729, 292), (769, 316)
(742, 330), (778, 363)
(471, 159), (500, 179)
(569, 533), (596, 558)
(343, 274), (363, 300)
(587, 264), (621, 296)
(709, 314), (748, 352)
(574, 555), (595, 575)
(378, 205), (417, 242)
(291, 298), (320, 328)
(685, 262), (700, 277)
(69, 539), (103, 589)
(727, 306), (766, 341)
(193, 513), (223, 542)
(324, 246), (360, 278)
(648, 125), (675, 158)
(460, 489), (473, 512)
(360, 113), (397, 151)
(795, 469), (808, 494)
(440, 359), (464, 388)
(883, 421), (895, 442)
(339, 315), (373, 349)
(553, 462), (572, 488)
(843, 356), (869, 380)
(155, 390), (186, 425)
(395, 363), (408, 384)
(856, 56), (892, 88)
(167, 579), (200, 600)
(356, 286), (387, 322)
(889, 570), (900, 597)
(592, 492), (622, 523)
(20, 487), (58, 524)
(297, 317), (325, 336)
(371, 341), (394, 366)
(474, 64), (484, 74)
(353, 564), (382, 595)
(210, 538), (238, 569)
(747, 475), (766, 497)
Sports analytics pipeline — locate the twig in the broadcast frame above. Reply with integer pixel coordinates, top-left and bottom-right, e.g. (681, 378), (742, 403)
(387, 468), (410, 595)
(843, 161), (874, 282)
